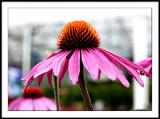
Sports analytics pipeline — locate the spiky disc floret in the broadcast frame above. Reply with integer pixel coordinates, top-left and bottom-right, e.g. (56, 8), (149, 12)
(23, 88), (44, 98)
(57, 21), (100, 50)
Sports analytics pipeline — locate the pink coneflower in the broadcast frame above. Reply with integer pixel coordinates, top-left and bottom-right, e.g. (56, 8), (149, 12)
(136, 57), (152, 78)
(22, 20), (151, 89)
(8, 88), (56, 110)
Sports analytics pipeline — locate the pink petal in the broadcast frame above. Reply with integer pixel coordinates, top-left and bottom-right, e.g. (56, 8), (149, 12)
(36, 51), (68, 71)
(146, 64), (152, 77)
(58, 58), (69, 87)
(22, 52), (58, 86)
(41, 97), (57, 110)
(88, 48), (116, 81)
(36, 59), (54, 72)
(136, 58), (152, 68)
(27, 59), (46, 80)
(148, 69), (152, 77)
(36, 52), (60, 71)
(22, 52), (58, 89)
(52, 51), (70, 76)
(126, 66), (144, 87)
(33, 60), (53, 78)
(99, 48), (151, 78)
(34, 51), (69, 78)
(37, 74), (44, 86)
(136, 58), (152, 78)
(24, 77), (34, 90)
(68, 49), (80, 85)
(99, 48), (144, 87)
(47, 70), (53, 88)
(33, 98), (47, 110)
(18, 98), (33, 110)
(8, 98), (23, 110)
(81, 49), (99, 80)
(110, 62), (130, 88)
(23, 59), (49, 88)
(33, 67), (51, 79)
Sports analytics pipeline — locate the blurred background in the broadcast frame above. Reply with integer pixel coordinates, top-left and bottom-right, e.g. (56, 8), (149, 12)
(8, 8), (152, 111)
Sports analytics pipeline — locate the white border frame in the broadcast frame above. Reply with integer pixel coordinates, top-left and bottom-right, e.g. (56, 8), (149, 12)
(2, 2), (159, 118)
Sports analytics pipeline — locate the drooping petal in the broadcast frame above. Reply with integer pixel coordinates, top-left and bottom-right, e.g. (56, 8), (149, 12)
(136, 58), (152, 78)
(58, 58), (69, 87)
(96, 49), (130, 87)
(26, 59), (47, 80)
(136, 57), (152, 68)
(88, 48), (116, 81)
(52, 51), (70, 76)
(99, 48), (151, 78)
(33, 66), (51, 79)
(47, 70), (53, 88)
(36, 51), (67, 71)
(126, 66), (144, 87)
(22, 52), (57, 89)
(110, 62), (130, 88)
(146, 64), (152, 77)
(24, 77), (34, 90)
(34, 51), (70, 78)
(8, 98), (23, 110)
(33, 60), (54, 79)
(37, 74), (44, 86)
(36, 52), (61, 72)
(18, 98), (33, 110)
(41, 97), (57, 110)
(81, 49), (99, 80)
(68, 49), (80, 85)
(99, 48), (144, 87)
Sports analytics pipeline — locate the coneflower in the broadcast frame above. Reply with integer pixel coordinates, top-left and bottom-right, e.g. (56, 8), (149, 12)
(22, 21), (151, 110)
(8, 88), (57, 110)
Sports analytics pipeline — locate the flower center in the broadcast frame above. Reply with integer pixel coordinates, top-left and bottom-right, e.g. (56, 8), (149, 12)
(23, 88), (44, 98)
(57, 21), (100, 50)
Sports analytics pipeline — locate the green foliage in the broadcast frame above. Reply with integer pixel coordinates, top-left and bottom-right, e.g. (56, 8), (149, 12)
(43, 80), (134, 110)
(88, 81), (133, 110)
(43, 78), (152, 110)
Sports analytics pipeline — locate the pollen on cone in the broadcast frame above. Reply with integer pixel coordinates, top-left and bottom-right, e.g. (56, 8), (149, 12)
(57, 21), (100, 50)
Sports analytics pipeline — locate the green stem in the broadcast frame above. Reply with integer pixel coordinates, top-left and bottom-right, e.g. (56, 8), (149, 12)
(78, 59), (93, 111)
(53, 76), (60, 111)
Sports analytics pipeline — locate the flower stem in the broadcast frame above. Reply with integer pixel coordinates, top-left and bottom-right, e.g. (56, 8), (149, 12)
(45, 51), (60, 110)
(78, 59), (93, 111)
(53, 76), (60, 111)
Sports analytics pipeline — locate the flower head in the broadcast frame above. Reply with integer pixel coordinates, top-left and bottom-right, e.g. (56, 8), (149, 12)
(136, 58), (152, 78)
(57, 21), (100, 50)
(8, 88), (57, 110)
(22, 20), (151, 89)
